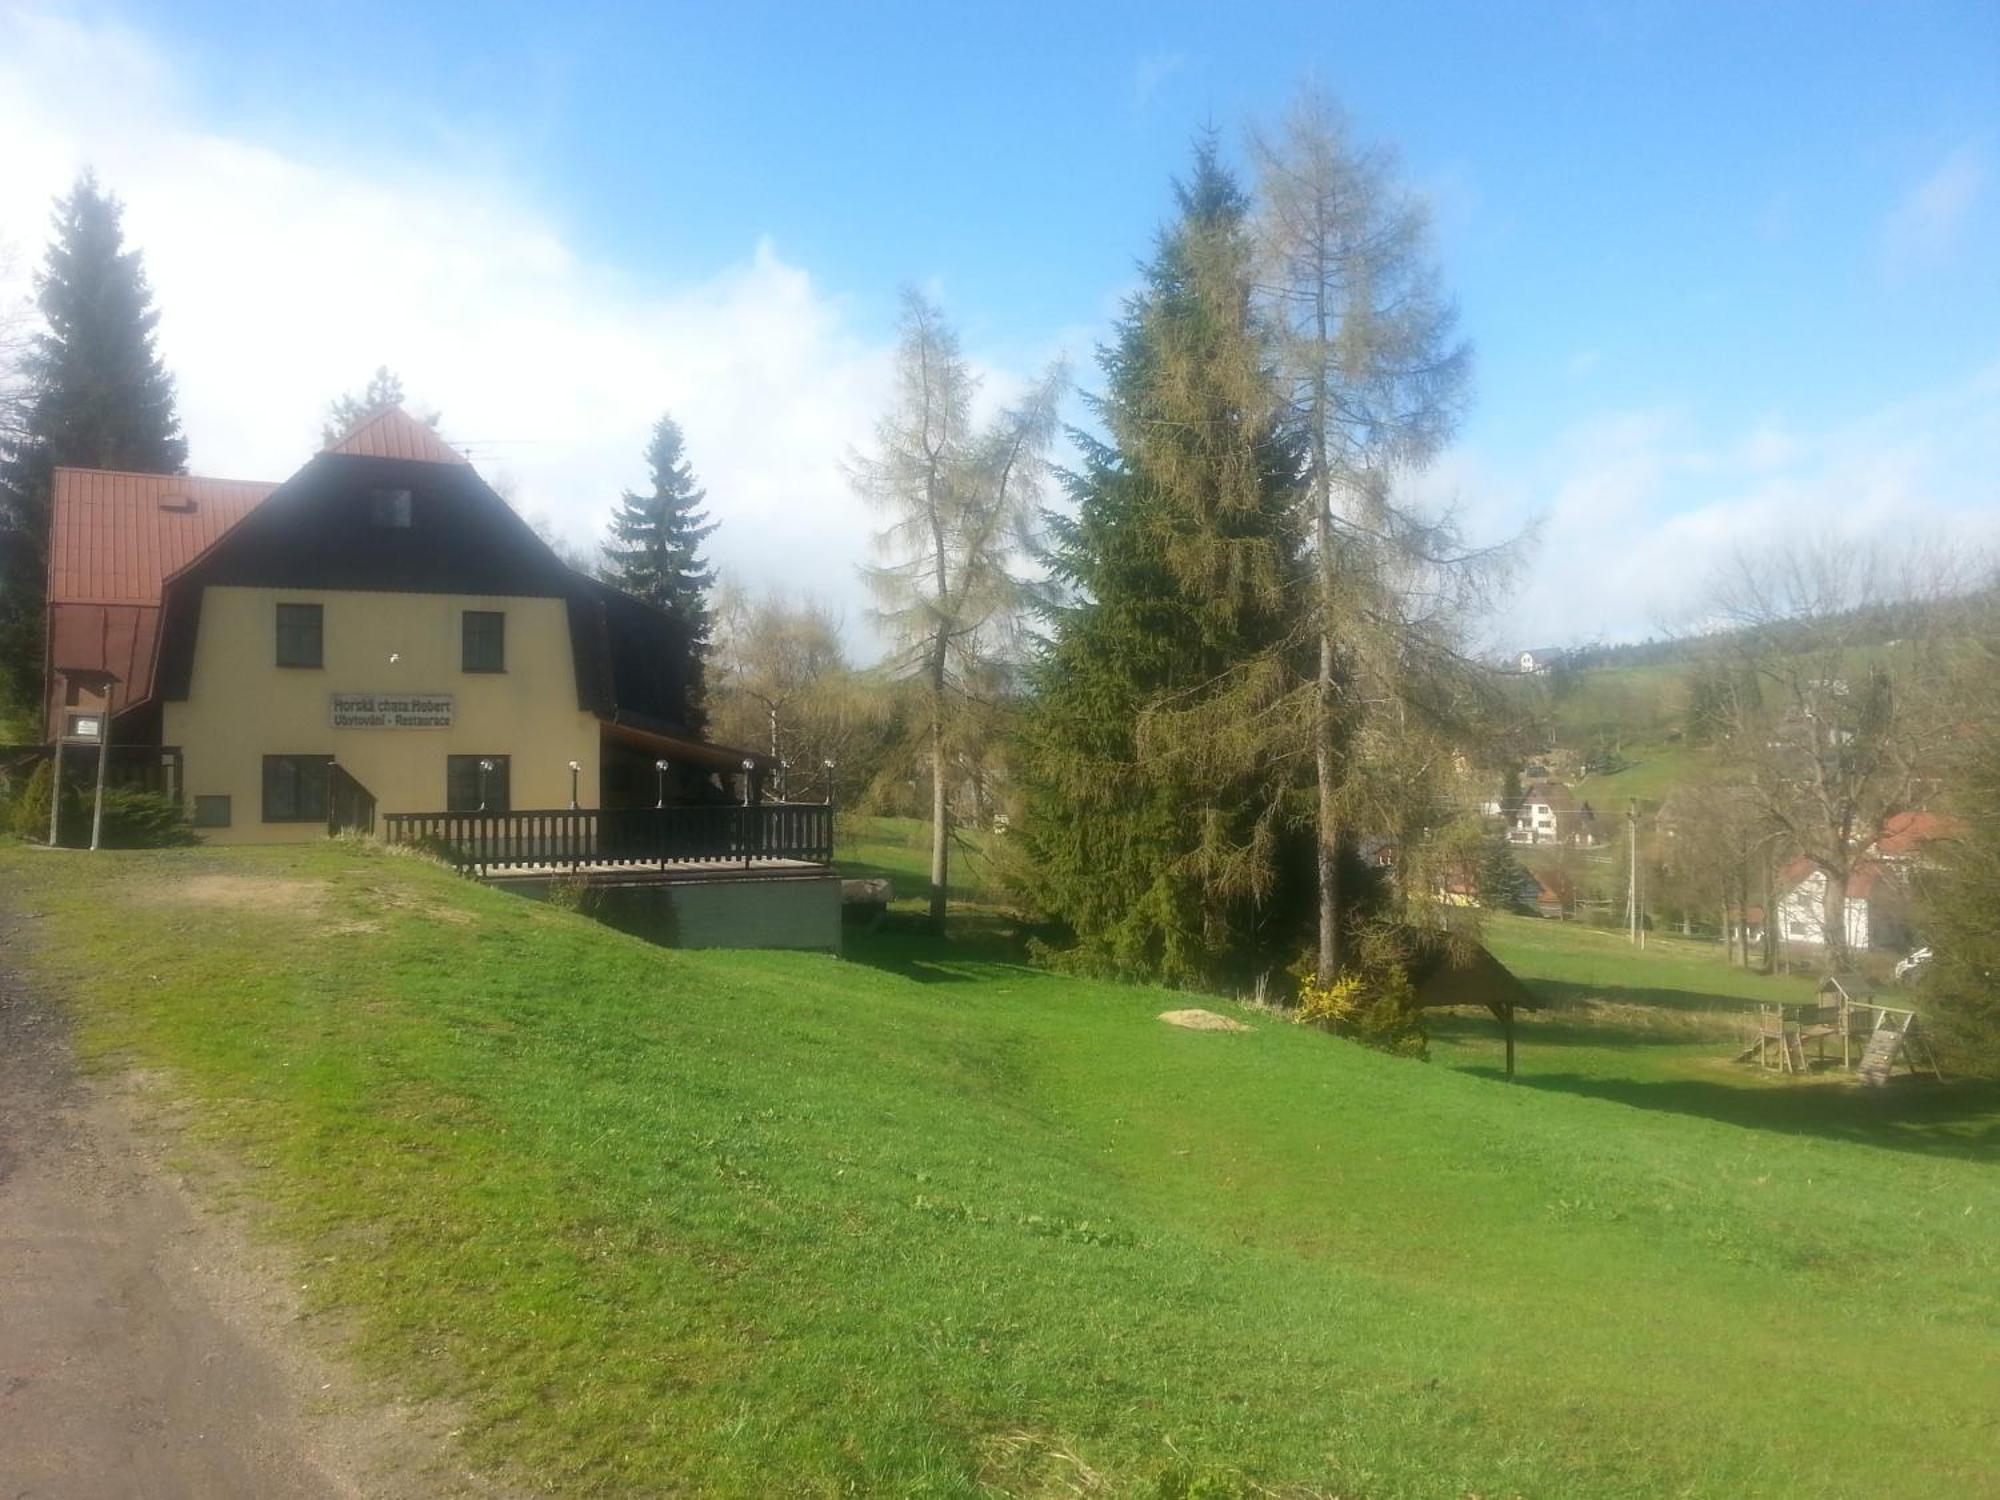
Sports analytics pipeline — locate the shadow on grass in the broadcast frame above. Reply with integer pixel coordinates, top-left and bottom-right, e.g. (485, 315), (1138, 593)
(1519, 977), (1771, 1016)
(841, 911), (1044, 986)
(1457, 1063), (2000, 1161)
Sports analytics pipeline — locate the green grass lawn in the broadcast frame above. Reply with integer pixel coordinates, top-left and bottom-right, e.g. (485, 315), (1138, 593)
(1571, 738), (1700, 808)
(5, 842), (1997, 1497)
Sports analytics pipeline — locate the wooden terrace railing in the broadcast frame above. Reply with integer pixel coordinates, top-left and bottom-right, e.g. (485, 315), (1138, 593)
(381, 803), (835, 877)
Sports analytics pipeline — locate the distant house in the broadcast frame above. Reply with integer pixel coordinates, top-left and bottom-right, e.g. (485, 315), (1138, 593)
(1516, 647), (1564, 675)
(1509, 780), (1601, 847)
(1771, 812), (1960, 953)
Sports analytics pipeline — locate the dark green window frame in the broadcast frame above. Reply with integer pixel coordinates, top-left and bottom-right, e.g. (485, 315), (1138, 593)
(446, 755), (511, 813)
(262, 755), (331, 823)
(276, 603), (323, 668)
(462, 610), (505, 673)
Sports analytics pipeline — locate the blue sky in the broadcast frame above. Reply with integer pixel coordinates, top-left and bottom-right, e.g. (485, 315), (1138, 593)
(4, 0), (1996, 649)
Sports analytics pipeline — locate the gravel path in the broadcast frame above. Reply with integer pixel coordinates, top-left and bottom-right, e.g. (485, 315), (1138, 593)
(0, 905), (498, 1499)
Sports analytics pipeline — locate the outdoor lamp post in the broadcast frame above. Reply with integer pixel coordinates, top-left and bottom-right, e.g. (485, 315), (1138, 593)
(568, 759), (581, 810)
(740, 757), (756, 808)
(778, 759), (791, 801)
(477, 758), (495, 813)
(654, 758), (671, 809)
(823, 758), (837, 806)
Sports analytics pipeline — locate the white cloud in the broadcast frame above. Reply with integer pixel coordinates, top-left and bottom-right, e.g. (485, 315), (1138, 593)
(0, 5), (904, 646)
(1882, 141), (1989, 276)
(1464, 363), (2000, 648)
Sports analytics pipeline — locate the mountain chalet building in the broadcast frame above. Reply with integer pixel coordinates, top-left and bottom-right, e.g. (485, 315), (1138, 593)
(38, 407), (838, 947)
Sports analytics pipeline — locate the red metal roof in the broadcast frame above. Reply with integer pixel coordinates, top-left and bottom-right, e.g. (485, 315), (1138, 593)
(1873, 811), (1961, 857)
(48, 468), (275, 606)
(44, 467), (275, 725)
(325, 405), (468, 465)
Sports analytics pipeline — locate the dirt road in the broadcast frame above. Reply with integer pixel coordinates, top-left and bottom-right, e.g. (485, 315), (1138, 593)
(0, 913), (495, 1499)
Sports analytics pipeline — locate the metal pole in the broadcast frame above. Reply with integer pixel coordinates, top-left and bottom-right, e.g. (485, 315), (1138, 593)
(89, 704), (112, 851)
(47, 736), (65, 847)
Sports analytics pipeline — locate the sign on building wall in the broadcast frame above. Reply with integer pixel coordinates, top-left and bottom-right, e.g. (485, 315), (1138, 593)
(329, 692), (455, 729)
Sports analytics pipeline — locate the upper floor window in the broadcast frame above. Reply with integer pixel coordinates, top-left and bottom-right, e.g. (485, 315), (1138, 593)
(462, 610), (505, 673)
(276, 603), (323, 668)
(370, 488), (413, 528)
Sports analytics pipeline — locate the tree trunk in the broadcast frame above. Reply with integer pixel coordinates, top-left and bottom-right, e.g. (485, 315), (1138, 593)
(1313, 499), (1341, 982)
(928, 637), (949, 933)
(1822, 867), (1850, 971)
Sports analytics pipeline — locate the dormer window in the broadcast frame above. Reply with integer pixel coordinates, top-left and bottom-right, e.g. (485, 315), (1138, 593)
(370, 488), (413, 528)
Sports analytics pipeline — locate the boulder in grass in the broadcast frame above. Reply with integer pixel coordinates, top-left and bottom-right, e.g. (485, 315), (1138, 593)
(1158, 1008), (1250, 1033)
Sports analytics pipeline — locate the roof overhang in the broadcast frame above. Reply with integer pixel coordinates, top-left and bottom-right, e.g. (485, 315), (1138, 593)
(598, 714), (771, 774)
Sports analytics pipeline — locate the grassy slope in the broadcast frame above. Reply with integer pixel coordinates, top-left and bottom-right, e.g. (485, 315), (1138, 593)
(5, 842), (1997, 1498)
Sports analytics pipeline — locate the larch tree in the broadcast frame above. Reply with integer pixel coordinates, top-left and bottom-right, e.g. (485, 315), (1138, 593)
(1017, 141), (1312, 988)
(602, 414), (719, 726)
(850, 288), (1064, 931)
(1251, 85), (1476, 982)
(0, 173), (187, 722)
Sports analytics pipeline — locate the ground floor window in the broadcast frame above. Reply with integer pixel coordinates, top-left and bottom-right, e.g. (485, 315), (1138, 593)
(447, 754), (511, 813)
(193, 795), (231, 828)
(262, 755), (331, 823)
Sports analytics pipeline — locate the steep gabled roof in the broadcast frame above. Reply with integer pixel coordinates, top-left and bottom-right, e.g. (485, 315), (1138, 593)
(324, 405), (469, 465)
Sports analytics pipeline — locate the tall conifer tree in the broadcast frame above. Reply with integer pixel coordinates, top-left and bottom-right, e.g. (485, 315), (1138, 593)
(0, 172), (186, 721)
(602, 414), (718, 723)
(1018, 141), (1311, 988)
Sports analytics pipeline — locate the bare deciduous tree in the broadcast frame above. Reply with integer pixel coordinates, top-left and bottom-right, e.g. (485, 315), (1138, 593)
(0, 238), (35, 451)
(849, 288), (1064, 930)
(1707, 542), (1965, 970)
(709, 584), (856, 798)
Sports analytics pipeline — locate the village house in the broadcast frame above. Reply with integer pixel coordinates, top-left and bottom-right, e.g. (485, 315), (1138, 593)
(1770, 812), (1957, 954)
(1515, 647), (1563, 675)
(1509, 780), (1601, 847)
(37, 407), (840, 945)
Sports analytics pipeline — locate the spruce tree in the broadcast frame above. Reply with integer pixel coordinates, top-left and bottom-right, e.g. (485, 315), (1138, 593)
(321, 366), (438, 447)
(0, 172), (186, 721)
(1017, 141), (1310, 990)
(1476, 833), (1529, 912)
(602, 414), (719, 722)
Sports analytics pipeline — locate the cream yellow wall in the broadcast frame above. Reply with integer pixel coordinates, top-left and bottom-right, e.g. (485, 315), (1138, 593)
(163, 587), (599, 844)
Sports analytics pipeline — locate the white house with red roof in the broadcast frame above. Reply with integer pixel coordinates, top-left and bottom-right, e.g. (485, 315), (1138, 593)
(1771, 812), (1960, 953)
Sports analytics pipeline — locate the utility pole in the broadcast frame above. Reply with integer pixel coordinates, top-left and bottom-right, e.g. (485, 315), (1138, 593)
(1626, 799), (1640, 947)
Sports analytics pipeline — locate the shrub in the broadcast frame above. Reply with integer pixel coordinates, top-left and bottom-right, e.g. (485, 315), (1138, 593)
(6, 763), (194, 847)
(1293, 962), (1428, 1060)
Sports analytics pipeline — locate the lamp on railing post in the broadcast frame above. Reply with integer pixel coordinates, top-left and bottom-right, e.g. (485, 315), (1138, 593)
(568, 759), (581, 811)
(654, 758), (670, 809)
(778, 759), (791, 801)
(741, 757), (756, 869)
(478, 758), (495, 813)
(823, 758), (836, 807)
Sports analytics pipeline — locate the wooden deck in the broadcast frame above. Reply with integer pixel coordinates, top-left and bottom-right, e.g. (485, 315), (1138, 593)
(383, 803), (834, 879)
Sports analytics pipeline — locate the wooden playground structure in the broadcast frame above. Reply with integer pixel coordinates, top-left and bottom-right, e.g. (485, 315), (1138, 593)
(1736, 974), (1943, 1083)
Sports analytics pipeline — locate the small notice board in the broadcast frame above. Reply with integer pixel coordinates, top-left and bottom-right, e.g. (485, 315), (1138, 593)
(330, 692), (454, 729)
